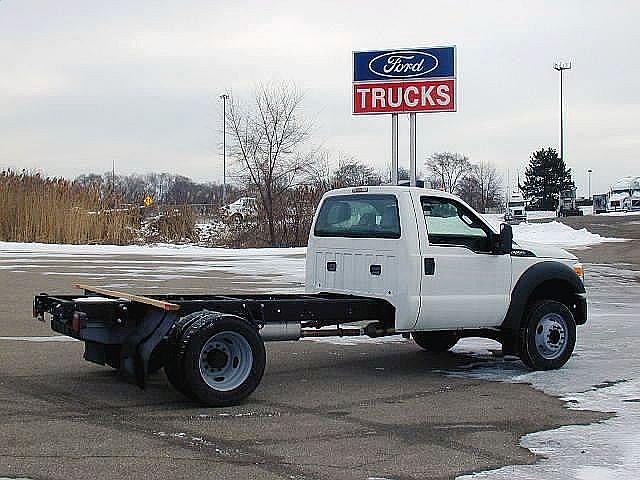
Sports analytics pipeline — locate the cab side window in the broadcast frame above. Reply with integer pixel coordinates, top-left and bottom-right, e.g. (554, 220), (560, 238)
(421, 196), (491, 252)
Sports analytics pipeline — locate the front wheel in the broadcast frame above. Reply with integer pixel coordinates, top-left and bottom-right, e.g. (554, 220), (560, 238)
(412, 331), (459, 352)
(520, 300), (576, 370)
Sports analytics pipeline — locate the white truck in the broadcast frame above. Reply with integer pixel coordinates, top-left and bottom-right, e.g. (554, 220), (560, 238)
(504, 190), (527, 224)
(33, 186), (587, 406)
(608, 176), (640, 211)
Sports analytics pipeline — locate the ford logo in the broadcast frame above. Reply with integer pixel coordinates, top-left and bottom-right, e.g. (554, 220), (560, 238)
(368, 51), (439, 79)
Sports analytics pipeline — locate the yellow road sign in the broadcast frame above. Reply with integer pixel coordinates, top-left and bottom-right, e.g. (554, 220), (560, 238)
(144, 195), (153, 207)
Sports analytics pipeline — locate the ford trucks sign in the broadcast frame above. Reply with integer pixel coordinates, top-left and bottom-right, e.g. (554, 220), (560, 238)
(353, 46), (456, 114)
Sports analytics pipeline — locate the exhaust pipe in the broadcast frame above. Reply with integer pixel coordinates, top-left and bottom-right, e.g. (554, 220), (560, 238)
(259, 321), (302, 341)
(259, 321), (396, 342)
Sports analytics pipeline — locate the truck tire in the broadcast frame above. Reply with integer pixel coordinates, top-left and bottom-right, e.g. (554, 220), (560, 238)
(412, 331), (459, 352)
(164, 310), (212, 397)
(181, 313), (266, 407)
(519, 300), (576, 370)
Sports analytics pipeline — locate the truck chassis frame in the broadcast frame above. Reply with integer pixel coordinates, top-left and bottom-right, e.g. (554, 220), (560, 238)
(33, 286), (396, 390)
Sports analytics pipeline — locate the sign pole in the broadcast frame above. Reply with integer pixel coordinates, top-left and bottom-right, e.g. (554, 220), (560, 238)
(220, 93), (229, 205)
(409, 113), (417, 187)
(391, 113), (398, 185)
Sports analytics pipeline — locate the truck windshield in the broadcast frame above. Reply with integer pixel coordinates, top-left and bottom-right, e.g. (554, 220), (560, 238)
(314, 194), (401, 239)
(509, 202), (525, 207)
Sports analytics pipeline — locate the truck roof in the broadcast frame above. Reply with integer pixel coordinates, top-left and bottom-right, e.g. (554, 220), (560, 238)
(324, 185), (460, 200)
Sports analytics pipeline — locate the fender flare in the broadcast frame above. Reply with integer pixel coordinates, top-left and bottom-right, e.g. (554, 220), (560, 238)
(501, 261), (586, 354)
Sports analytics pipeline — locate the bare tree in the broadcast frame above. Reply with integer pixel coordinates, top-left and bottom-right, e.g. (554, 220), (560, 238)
(331, 156), (382, 188)
(226, 83), (312, 246)
(424, 152), (471, 193)
(382, 166), (410, 184)
(457, 161), (503, 213)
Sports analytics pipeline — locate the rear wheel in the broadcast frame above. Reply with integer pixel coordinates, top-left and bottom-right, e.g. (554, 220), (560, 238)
(412, 331), (459, 352)
(181, 313), (265, 407)
(164, 310), (212, 397)
(519, 300), (576, 370)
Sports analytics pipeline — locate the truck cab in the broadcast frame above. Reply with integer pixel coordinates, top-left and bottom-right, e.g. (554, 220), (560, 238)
(608, 177), (640, 212)
(307, 186), (586, 368)
(557, 187), (584, 217)
(504, 190), (527, 224)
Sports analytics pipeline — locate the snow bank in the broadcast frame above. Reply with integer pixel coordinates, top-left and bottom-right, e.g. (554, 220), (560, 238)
(482, 214), (622, 248)
(512, 221), (622, 247)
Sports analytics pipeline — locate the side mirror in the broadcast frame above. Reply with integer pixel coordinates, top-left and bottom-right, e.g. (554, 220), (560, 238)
(495, 223), (513, 254)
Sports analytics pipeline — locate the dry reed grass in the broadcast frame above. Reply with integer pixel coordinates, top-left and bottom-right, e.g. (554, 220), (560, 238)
(142, 206), (197, 244)
(0, 170), (139, 244)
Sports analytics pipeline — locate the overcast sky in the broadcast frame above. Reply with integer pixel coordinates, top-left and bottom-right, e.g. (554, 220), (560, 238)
(1, 0), (638, 196)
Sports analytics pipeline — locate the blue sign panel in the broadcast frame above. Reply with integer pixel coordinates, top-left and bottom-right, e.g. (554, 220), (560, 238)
(353, 46), (455, 82)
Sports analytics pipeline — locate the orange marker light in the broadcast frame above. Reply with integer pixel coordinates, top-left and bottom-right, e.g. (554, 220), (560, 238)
(573, 263), (584, 280)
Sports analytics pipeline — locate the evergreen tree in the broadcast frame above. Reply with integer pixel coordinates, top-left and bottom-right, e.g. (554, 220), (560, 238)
(522, 147), (574, 210)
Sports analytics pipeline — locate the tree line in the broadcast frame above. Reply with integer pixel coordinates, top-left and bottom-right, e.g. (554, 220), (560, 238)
(74, 172), (241, 207)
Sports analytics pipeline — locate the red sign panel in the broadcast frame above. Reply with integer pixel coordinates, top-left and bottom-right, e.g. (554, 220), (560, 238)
(353, 79), (455, 114)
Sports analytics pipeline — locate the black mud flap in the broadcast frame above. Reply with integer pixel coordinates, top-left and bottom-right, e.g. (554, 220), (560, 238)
(119, 310), (178, 388)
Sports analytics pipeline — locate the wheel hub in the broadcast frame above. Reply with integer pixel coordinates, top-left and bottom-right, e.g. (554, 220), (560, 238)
(199, 331), (253, 392)
(534, 313), (568, 360)
(206, 348), (229, 369)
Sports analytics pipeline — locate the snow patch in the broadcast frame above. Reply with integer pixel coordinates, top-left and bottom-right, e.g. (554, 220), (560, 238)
(599, 210), (640, 217)
(0, 242), (307, 285)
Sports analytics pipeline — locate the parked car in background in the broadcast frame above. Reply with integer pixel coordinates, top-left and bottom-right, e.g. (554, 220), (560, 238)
(221, 197), (258, 223)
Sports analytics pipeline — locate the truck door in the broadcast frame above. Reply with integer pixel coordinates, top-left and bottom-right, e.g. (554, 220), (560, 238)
(416, 195), (511, 330)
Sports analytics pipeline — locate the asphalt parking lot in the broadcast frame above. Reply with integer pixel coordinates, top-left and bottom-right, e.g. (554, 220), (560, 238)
(5, 214), (638, 479)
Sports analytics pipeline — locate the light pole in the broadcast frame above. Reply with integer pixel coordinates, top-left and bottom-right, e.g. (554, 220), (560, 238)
(587, 169), (593, 199)
(220, 93), (229, 205)
(553, 62), (572, 161)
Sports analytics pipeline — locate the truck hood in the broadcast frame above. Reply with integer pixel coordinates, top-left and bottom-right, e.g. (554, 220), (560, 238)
(514, 241), (577, 260)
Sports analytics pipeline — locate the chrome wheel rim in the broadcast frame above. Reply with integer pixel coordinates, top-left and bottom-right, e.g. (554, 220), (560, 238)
(534, 313), (568, 360)
(199, 331), (253, 391)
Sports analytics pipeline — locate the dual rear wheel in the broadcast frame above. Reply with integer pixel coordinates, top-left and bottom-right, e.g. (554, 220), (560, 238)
(164, 311), (265, 407)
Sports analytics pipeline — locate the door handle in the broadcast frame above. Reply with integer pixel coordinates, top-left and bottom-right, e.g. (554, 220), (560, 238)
(424, 258), (435, 275)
